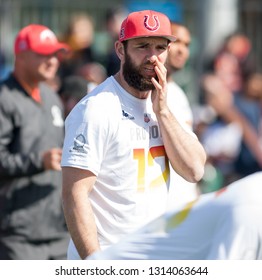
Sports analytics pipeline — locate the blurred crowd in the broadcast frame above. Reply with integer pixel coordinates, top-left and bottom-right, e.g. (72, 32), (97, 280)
(196, 32), (262, 193)
(0, 5), (261, 260)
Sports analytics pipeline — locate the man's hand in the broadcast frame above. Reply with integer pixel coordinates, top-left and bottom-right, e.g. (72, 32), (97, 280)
(42, 148), (62, 171)
(150, 55), (168, 114)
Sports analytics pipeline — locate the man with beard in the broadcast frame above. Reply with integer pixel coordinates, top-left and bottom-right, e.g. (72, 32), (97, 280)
(61, 10), (206, 260)
(166, 23), (200, 209)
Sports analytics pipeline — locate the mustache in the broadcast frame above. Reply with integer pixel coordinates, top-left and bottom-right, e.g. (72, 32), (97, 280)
(142, 60), (168, 68)
(143, 61), (155, 67)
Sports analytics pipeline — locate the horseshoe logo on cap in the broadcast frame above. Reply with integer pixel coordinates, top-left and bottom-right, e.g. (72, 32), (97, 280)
(144, 15), (160, 31)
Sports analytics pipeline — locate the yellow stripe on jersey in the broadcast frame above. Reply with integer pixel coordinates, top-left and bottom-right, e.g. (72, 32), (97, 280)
(166, 199), (198, 231)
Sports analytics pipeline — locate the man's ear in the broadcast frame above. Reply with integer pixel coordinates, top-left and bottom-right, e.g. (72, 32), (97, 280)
(115, 41), (125, 60)
(167, 42), (171, 52)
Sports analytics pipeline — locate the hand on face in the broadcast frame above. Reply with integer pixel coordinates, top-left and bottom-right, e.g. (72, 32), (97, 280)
(150, 55), (168, 114)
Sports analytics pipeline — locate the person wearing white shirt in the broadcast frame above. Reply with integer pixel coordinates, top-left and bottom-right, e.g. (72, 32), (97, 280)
(166, 23), (199, 209)
(89, 172), (262, 260)
(61, 11), (206, 260)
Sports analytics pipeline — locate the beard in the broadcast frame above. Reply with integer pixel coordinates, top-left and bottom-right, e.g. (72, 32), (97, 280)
(123, 52), (158, 91)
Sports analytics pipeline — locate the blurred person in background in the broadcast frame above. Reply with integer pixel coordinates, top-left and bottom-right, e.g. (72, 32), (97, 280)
(198, 71), (243, 191)
(213, 51), (243, 95)
(0, 24), (70, 259)
(201, 72), (262, 187)
(231, 72), (262, 177)
(166, 22), (199, 209)
(58, 13), (96, 80)
(218, 32), (255, 83)
(199, 32), (259, 190)
(59, 75), (89, 118)
(76, 62), (107, 92)
(204, 32), (255, 96)
(104, 6), (128, 76)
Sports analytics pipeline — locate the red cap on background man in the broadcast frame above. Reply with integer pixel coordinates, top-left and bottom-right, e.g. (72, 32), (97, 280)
(119, 10), (176, 42)
(14, 24), (69, 55)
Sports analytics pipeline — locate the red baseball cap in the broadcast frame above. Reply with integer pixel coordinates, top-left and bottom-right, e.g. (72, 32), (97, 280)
(119, 10), (176, 42)
(14, 24), (69, 55)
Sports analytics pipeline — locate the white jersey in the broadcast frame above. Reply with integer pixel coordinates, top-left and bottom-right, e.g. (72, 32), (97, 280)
(166, 81), (198, 210)
(89, 172), (262, 260)
(61, 76), (193, 259)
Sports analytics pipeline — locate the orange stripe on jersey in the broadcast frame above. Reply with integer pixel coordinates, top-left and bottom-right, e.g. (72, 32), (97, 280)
(215, 186), (228, 197)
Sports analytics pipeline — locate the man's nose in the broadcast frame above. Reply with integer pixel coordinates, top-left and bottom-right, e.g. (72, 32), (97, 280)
(146, 49), (159, 61)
